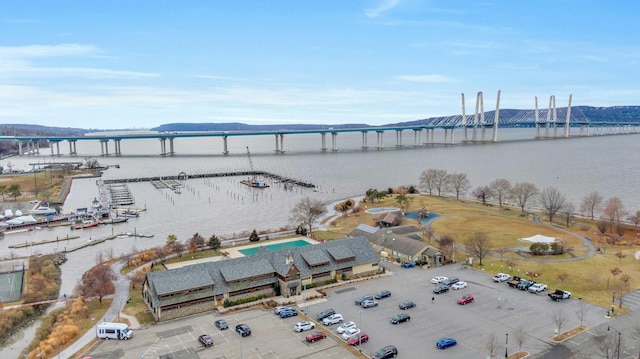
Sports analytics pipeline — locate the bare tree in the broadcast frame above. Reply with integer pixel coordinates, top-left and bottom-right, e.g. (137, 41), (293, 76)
(446, 173), (471, 200)
(581, 191), (604, 220)
(432, 169), (449, 196)
(485, 332), (502, 358)
(615, 251), (627, 263)
(609, 267), (622, 283)
(472, 186), (492, 205)
(628, 210), (640, 229)
(173, 241), (186, 257)
(575, 300), (588, 326)
(419, 169), (438, 195)
(438, 235), (455, 263)
(594, 328), (624, 359)
(561, 202), (576, 228)
(464, 232), (492, 266)
(557, 271), (569, 286)
(290, 197), (326, 234)
(602, 197), (626, 233)
(552, 310), (569, 335)
(75, 264), (117, 304)
(540, 187), (566, 222)
(619, 273), (632, 293)
(512, 325), (527, 353)
(154, 246), (167, 262)
(510, 182), (538, 212)
(489, 178), (512, 207)
(631, 323), (640, 359)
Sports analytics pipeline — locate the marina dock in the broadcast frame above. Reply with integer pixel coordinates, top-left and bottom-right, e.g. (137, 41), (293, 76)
(103, 171), (316, 188)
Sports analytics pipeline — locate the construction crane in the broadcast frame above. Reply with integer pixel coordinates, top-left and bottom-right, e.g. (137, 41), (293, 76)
(241, 147), (269, 188)
(246, 146), (254, 173)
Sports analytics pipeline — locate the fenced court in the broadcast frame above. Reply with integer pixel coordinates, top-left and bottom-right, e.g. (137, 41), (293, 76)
(0, 260), (26, 303)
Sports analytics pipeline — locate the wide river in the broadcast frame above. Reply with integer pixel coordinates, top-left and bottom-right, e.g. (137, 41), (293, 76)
(1, 128), (638, 297)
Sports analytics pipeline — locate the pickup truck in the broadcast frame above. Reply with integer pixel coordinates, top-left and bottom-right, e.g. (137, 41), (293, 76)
(517, 279), (535, 291)
(492, 273), (510, 282)
(528, 283), (548, 293)
(507, 276), (522, 288)
(548, 289), (571, 301)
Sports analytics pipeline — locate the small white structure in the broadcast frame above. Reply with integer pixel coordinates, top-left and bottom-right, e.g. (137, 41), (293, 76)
(96, 322), (133, 340)
(518, 234), (558, 247)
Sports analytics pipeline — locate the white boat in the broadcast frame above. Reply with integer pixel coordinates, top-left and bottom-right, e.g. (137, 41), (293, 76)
(4, 209), (13, 218)
(29, 206), (57, 215)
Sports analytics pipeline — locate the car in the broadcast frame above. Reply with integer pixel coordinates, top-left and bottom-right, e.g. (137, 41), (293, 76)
(274, 306), (292, 315)
(214, 319), (228, 330)
(347, 332), (369, 346)
(399, 301), (415, 310)
(336, 321), (357, 334)
(305, 331), (327, 342)
(28, 200), (39, 204)
(316, 308), (336, 321)
(528, 283), (548, 293)
(431, 276), (448, 284)
(341, 327), (361, 340)
(372, 345), (399, 359)
(390, 313), (411, 324)
(451, 281), (468, 290)
(198, 334), (214, 347)
(436, 337), (457, 349)
(457, 294), (474, 305)
(361, 299), (378, 308)
(433, 284), (449, 294)
(443, 277), (460, 286)
(279, 309), (298, 318)
(294, 321), (315, 332)
(355, 294), (374, 305)
(235, 324), (251, 337)
(322, 313), (344, 326)
(492, 273), (511, 282)
(375, 290), (392, 299)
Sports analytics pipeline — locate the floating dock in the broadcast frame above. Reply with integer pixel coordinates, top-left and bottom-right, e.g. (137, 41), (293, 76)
(103, 171), (316, 188)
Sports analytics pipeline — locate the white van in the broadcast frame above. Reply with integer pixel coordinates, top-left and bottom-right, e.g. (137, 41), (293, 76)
(96, 322), (133, 340)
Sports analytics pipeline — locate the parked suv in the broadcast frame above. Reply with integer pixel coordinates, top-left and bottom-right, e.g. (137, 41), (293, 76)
(322, 313), (344, 326)
(375, 290), (391, 299)
(355, 295), (374, 305)
(316, 308), (335, 321)
(372, 345), (398, 359)
(443, 277), (460, 286)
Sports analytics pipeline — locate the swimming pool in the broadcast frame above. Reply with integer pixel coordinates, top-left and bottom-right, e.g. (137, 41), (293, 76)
(238, 239), (312, 256)
(365, 207), (400, 214)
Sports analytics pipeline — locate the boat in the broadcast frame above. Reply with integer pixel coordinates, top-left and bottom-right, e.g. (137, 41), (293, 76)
(240, 179), (270, 188)
(29, 206), (57, 215)
(102, 217), (128, 224)
(118, 210), (139, 218)
(73, 220), (101, 230)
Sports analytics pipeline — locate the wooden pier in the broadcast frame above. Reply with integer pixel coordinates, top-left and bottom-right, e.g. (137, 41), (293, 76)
(103, 171), (316, 188)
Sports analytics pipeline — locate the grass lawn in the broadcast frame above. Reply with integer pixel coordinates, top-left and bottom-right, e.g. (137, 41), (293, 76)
(124, 290), (156, 326)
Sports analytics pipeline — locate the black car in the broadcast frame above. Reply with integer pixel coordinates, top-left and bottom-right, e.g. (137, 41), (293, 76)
(316, 308), (336, 321)
(375, 290), (392, 299)
(355, 295), (374, 305)
(433, 284), (449, 294)
(443, 277), (460, 286)
(390, 313), (410, 324)
(235, 324), (251, 337)
(399, 301), (415, 310)
(214, 319), (228, 330)
(372, 345), (398, 359)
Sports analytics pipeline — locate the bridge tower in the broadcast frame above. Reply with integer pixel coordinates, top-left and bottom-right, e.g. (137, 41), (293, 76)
(461, 90), (500, 142)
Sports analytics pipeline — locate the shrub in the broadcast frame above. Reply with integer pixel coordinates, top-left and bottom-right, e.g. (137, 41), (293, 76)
(223, 295), (267, 308)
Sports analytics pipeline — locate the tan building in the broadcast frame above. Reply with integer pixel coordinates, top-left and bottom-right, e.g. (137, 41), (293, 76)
(142, 236), (380, 321)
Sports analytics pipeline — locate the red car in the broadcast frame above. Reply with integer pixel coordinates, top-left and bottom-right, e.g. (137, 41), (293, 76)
(457, 294), (474, 305)
(198, 334), (214, 347)
(305, 331), (327, 342)
(347, 332), (369, 346)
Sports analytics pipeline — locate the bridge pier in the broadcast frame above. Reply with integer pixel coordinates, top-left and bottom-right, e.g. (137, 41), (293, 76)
(114, 139), (122, 155)
(223, 136), (229, 154)
(321, 133), (327, 151)
(361, 131), (368, 149)
(413, 129), (421, 146)
(330, 132), (338, 151)
(159, 138), (166, 156)
(279, 134), (285, 153)
(168, 138), (174, 155)
(68, 140), (77, 155)
(395, 130), (403, 147)
(100, 139), (110, 156)
(376, 131), (384, 149)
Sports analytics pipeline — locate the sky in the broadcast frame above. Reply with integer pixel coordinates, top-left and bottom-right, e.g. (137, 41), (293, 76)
(1, 1), (639, 129)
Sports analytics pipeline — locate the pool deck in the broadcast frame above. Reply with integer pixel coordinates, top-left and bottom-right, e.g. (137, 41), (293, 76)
(164, 237), (321, 269)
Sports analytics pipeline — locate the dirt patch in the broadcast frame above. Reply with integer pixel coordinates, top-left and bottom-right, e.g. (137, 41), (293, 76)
(550, 325), (589, 343)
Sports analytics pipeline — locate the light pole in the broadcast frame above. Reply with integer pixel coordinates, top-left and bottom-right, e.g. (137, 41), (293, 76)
(607, 326), (622, 359)
(505, 333), (509, 358)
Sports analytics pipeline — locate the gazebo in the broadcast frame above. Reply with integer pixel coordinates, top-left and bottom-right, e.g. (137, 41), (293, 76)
(518, 234), (558, 245)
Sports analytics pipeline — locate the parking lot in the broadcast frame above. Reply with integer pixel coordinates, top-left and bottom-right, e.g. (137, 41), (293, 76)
(86, 262), (610, 359)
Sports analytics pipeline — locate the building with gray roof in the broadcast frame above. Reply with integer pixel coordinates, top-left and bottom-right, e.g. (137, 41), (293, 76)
(142, 236), (379, 321)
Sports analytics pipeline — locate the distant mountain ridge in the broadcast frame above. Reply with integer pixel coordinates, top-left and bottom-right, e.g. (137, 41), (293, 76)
(2, 105), (640, 136)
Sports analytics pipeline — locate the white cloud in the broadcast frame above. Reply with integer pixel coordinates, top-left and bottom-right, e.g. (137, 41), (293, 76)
(365, 0), (399, 18)
(0, 43), (98, 58)
(396, 74), (456, 83)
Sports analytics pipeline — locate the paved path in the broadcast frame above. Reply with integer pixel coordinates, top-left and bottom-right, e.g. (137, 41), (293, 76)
(59, 260), (135, 359)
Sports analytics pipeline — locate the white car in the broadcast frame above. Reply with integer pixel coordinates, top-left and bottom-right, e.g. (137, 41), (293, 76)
(336, 321), (357, 334)
(431, 276), (448, 284)
(294, 321), (315, 332)
(322, 313), (344, 326)
(451, 281), (468, 290)
(341, 327), (361, 340)
(492, 273), (510, 282)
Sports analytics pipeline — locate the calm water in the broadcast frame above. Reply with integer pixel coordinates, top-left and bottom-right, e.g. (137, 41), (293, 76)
(1, 127), (639, 297)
